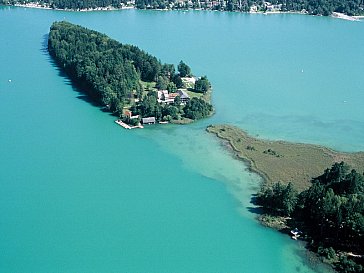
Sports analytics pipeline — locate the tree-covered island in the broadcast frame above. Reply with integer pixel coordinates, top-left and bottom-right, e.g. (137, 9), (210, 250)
(1, 0), (363, 17)
(48, 21), (213, 127)
(208, 125), (364, 272)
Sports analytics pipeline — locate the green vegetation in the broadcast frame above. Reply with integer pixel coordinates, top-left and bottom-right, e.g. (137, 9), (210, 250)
(207, 124), (364, 191)
(256, 162), (364, 272)
(48, 21), (156, 114)
(1, 0), (128, 9)
(184, 97), (213, 120)
(2, 0), (363, 16)
(177, 60), (191, 78)
(195, 76), (211, 94)
(257, 181), (297, 216)
(137, 92), (162, 120)
(48, 21), (213, 124)
(208, 124), (364, 272)
(277, 0), (364, 16)
(156, 76), (169, 90)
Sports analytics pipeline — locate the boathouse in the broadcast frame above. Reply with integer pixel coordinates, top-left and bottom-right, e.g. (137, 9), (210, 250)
(142, 117), (156, 124)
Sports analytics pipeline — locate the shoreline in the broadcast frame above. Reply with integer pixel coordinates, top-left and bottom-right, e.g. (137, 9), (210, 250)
(208, 124), (364, 271)
(207, 124), (364, 191)
(11, 3), (135, 12)
(331, 12), (359, 21)
(2, 3), (362, 21)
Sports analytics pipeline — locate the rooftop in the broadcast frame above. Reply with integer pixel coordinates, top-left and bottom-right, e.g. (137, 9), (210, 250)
(142, 117), (156, 124)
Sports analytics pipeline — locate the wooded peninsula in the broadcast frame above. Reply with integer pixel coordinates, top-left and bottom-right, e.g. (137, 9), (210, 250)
(2, 0), (363, 17)
(208, 124), (364, 273)
(48, 21), (213, 125)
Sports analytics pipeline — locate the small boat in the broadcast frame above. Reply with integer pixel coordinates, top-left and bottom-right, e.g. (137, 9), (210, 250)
(290, 228), (302, 236)
(290, 228), (302, 240)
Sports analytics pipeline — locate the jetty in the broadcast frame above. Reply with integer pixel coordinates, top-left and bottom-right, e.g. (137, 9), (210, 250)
(115, 119), (143, 129)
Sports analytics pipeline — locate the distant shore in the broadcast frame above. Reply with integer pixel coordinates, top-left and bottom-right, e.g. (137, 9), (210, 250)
(11, 3), (134, 12)
(3, 3), (362, 21)
(207, 124), (364, 191)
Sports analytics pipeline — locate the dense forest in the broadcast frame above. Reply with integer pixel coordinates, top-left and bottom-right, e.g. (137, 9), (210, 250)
(135, 0), (364, 15)
(2, 0), (363, 16)
(275, 0), (364, 16)
(1, 0), (128, 9)
(48, 21), (213, 122)
(257, 162), (364, 272)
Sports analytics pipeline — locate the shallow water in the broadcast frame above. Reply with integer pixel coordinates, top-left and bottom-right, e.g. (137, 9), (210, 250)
(1, 6), (363, 272)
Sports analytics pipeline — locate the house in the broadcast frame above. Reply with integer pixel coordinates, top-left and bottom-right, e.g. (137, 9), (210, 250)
(164, 92), (179, 104)
(178, 90), (190, 103)
(168, 93), (179, 101)
(164, 98), (175, 104)
(265, 1), (281, 11)
(124, 110), (139, 119)
(157, 90), (178, 104)
(142, 117), (156, 124)
(157, 90), (168, 100)
(157, 90), (170, 103)
(250, 5), (257, 12)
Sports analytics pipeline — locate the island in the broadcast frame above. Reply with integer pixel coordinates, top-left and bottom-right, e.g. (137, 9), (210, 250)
(2, 0), (363, 18)
(48, 21), (213, 127)
(208, 124), (364, 272)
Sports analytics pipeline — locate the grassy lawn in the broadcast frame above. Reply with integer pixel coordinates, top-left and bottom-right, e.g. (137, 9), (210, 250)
(186, 89), (203, 99)
(181, 77), (195, 89)
(185, 89), (212, 104)
(140, 80), (156, 90)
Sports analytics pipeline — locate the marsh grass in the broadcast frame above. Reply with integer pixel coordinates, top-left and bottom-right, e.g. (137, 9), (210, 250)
(207, 125), (364, 191)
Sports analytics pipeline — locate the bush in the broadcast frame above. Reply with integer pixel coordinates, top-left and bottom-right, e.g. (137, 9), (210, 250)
(318, 246), (336, 261)
(336, 256), (363, 273)
(195, 76), (210, 94)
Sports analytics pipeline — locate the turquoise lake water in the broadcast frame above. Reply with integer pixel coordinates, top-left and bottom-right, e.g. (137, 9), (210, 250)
(1, 6), (363, 272)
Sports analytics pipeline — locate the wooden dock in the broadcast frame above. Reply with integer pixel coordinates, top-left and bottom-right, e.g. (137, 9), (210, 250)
(115, 120), (143, 129)
(115, 119), (131, 129)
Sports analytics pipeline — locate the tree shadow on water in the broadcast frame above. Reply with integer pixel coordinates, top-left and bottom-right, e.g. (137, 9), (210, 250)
(246, 194), (264, 215)
(40, 33), (113, 114)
